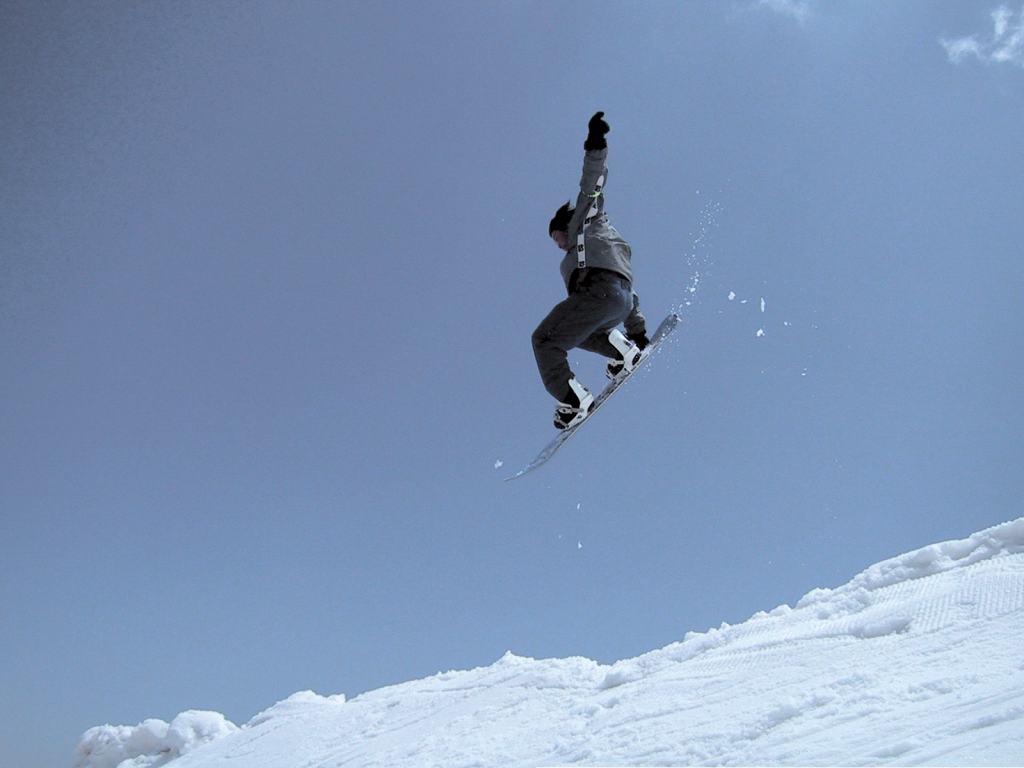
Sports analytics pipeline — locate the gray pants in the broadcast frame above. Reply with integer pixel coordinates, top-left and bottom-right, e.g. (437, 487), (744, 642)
(532, 270), (635, 401)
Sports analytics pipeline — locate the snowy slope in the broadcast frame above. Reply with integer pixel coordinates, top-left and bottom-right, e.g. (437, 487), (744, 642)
(76, 518), (1024, 768)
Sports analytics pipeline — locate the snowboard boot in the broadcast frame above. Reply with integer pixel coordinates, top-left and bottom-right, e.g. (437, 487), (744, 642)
(554, 378), (594, 430)
(606, 328), (643, 380)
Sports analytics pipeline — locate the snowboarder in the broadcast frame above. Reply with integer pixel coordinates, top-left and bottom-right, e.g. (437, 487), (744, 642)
(532, 111), (649, 430)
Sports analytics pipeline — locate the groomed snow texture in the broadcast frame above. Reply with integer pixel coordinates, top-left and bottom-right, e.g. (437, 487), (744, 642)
(76, 517), (1024, 767)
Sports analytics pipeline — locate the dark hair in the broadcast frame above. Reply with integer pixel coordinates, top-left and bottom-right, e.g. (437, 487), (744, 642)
(549, 201), (573, 235)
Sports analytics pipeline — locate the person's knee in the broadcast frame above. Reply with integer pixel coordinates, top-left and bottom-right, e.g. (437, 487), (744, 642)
(531, 325), (551, 351)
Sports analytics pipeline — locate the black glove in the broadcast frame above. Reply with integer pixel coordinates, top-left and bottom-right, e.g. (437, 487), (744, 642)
(584, 111), (609, 151)
(628, 331), (650, 351)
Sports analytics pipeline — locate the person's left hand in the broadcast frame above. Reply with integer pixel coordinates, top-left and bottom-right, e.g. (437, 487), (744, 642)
(584, 111), (609, 150)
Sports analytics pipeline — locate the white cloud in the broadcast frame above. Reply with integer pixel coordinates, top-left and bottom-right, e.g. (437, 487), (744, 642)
(755, 0), (814, 24)
(941, 5), (1024, 67)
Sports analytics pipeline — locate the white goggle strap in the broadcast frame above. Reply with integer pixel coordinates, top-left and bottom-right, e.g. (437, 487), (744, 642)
(576, 174), (605, 270)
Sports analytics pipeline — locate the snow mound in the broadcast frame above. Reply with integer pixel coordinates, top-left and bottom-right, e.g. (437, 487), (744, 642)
(597, 516), (1024, 690)
(74, 711), (237, 768)
(246, 689), (347, 727)
(75, 517), (1024, 767)
(798, 516), (1024, 602)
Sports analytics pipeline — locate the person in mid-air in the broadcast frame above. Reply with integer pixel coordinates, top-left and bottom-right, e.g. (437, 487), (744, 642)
(532, 111), (649, 430)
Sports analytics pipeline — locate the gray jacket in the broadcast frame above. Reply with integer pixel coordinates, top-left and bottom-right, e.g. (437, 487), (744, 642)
(558, 147), (634, 290)
(557, 147), (646, 338)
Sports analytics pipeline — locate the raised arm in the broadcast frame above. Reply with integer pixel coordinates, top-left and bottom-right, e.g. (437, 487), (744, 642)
(566, 112), (611, 243)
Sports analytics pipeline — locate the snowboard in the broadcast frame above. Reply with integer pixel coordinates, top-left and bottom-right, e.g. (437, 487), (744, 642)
(505, 312), (680, 481)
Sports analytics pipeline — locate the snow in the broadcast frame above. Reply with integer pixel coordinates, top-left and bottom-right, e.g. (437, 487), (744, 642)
(75, 518), (1024, 767)
(75, 711), (237, 768)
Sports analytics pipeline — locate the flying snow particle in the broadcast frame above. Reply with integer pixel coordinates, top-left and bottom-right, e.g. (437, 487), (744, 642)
(576, 503), (581, 510)
(578, 542), (582, 549)
(756, 329), (765, 337)
(728, 291), (736, 301)
(761, 298), (766, 313)
(494, 460), (503, 469)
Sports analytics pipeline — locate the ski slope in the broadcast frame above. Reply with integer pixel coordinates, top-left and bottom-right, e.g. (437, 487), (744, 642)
(75, 517), (1024, 767)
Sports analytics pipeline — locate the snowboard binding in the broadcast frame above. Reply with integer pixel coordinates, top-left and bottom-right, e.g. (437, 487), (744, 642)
(554, 378), (594, 430)
(606, 329), (643, 380)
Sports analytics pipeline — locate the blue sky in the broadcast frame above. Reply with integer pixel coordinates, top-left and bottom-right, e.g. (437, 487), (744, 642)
(2, 2), (1022, 766)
